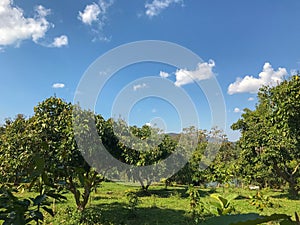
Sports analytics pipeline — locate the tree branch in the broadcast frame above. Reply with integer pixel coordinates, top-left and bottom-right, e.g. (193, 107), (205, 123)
(292, 162), (300, 175)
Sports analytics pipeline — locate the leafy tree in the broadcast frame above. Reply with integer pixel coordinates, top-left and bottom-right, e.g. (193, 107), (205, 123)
(0, 114), (32, 184)
(31, 97), (103, 210)
(167, 127), (206, 185)
(232, 75), (300, 197)
(205, 141), (239, 185)
(171, 128), (232, 186)
(102, 119), (175, 191)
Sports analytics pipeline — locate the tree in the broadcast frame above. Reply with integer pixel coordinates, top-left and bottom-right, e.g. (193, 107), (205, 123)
(232, 75), (300, 197)
(102, 119), (174, 191)
(0, 114), (32, 184)
(31, 97), (103, 210)
(205, 140), (239, 185)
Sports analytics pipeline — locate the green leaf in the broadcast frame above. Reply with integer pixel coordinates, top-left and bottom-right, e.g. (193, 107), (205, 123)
(46, 191), (67, 201)
(32, 194), (46, 206)
(42, 206), (54, 217)
(32, 210), (44, 221)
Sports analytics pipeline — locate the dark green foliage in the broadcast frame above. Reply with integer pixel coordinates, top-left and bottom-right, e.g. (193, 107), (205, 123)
(0, 183), (66, 225)
(126, 190), (141, 217)
(232, 75), (300, 197)
(0, 114), (32, 184)
(62, 206), (103, 225)
(248, 191), (275, 211)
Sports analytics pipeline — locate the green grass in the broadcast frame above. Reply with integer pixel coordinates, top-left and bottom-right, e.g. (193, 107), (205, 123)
(9, 182), (300, 225)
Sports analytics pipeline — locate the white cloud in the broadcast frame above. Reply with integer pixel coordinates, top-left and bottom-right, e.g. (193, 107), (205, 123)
(145, 0), (183, 18)
(174, 60), (216, 87)
(78, 1), (113, 25)
(228, 62), (288, 95)
(78, 3), (101, 25)
(0, 0), (51, 47)
(35, 5), (51, 17)
(51, 35), (68, 47)
(248, 97), (255, 101)
(159, 71), (170, 78)
(78, 1), (113, 41)
(52, 83), (65, 88)
(233, 107), (241, 113)
(133, 83), (147, 91)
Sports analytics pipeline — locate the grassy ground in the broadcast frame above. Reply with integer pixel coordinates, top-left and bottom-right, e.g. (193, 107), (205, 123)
(12, 182), (300, 225)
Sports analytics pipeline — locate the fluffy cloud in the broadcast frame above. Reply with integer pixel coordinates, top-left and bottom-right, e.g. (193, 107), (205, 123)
(78, 3), (101, 25)
(228, 62), (288, 95)
(159, 71), (170, 78)
(52, 83), (65, 88)
(145, 0), (183, 18)
(51, 35), (68, 47)
(174, 60), (216, 87)
(0, 0), (51, 46)
(78, 1), (113, 26)
(233, 107), (241, 113)
(78, 1), (113, 41)
(248, 97), (255, 101)
(133, 83), (147, 91)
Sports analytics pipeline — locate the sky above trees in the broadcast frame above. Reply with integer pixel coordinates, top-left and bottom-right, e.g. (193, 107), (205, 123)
(1, 0), (300, 140)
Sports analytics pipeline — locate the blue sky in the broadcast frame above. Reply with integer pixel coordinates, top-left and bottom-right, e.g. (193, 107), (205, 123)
(1, 0), (300, 141)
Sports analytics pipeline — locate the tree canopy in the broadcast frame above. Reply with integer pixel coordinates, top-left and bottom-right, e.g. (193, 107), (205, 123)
(232, 75), (300, 197)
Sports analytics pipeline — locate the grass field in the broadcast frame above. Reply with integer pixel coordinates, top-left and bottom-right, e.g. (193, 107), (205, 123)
(12, 182), (300, 225)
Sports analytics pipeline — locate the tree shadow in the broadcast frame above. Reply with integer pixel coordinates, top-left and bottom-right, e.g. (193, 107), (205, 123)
(134, 186), (213, 198)
(135, 188), (187, 198)
(269, 192), (300, 200)
(93, 202), (195, 225)
(92, 195), (119, 200)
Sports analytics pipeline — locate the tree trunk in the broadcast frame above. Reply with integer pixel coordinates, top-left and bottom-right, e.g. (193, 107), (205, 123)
(273, 163), (299, 198)
(288, 180), (299, 198)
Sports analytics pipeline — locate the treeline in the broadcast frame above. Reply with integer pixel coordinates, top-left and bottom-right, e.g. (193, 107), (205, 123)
(0, 97), (240, 192)
(0, 74), (299, 212)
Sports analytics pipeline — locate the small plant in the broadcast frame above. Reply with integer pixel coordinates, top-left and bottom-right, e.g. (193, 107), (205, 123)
(248, 191), (275, 211)
(62, 206), (81, 225)
(188, 185), (200, 214)
(81, 206), (102, 225)
(125, 190), (141, 217)
(60, 206), (102, 225)
(187, 185), (203, 223)
(0, 184), (65, 225)
(208, 193), (238, 216)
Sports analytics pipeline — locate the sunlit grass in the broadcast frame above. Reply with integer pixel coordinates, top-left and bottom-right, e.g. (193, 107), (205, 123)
(10, 182), (300, 225)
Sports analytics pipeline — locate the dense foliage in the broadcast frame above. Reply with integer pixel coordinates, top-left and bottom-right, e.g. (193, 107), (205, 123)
(232, 75), (300, 197)
(1, 73), (300, 224)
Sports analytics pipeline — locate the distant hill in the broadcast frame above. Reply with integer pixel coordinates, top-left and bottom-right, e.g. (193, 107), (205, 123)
(166, 132), (180, 138)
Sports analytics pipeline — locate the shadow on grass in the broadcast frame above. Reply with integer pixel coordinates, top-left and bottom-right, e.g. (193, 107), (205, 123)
(269, 192), (300, 200)
(93, 196), (119, 201)
(134, 187), (213, 198)
(135, 188), (187, 198)
(94, 202), (195, 225)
